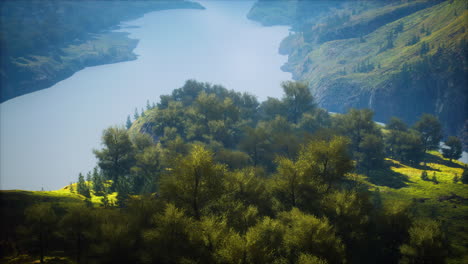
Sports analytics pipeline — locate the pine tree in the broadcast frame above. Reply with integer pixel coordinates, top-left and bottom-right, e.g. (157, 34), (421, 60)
(126, 115), (132, 129)
(146, 100), (151, 110)
(77, 173), (90, 198)
(92, 167), (104, 196)
(134, 108), (140, 120)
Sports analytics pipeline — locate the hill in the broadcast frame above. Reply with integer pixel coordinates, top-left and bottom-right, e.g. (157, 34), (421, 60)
(2, 80), (467, 263)
(248, 0), (467, 139)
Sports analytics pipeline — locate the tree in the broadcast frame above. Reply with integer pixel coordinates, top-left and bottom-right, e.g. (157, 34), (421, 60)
(77, 173), (90, 198)
(300, 136), (354, 190)
(400, 218), (448, 264)
(24, 203), (57, 263)
(134, 108), (140, 120)
(272, 136), (353, 212)
(442, 136), (462, 162)
(414, 114), (442, 153)
(141, 204), (201, 263)
(160, 145), (226, 220)
(93, 126), (135, 191)
(385, 129), (425, 164)
(272, 156), (312, 209)
(321, 190), (373, 262)
(281, 81), (315, 123)
(245, 217), (285, 264)
(461, 167), (468, 184)
(279, 208), (346, 264)
(259, 97), (286, 120)
(92, 167), (104, 196)
(335, 108), (380, 157)
(357, 133), (385, 174)
(420, 171), (429, 181)
(131, 145), (164, 194)
(386, 117), (407, 131)
(146, 100), (151, 110)
(239, 126), (271, 168)
(60, 205), (94, 264)
(115, 176), (132, 207)
(126, 115), (132, 129)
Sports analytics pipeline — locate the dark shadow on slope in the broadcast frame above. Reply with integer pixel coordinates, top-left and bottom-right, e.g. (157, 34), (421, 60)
(366, 162), (411, 189)
(424, 152), (466, 169)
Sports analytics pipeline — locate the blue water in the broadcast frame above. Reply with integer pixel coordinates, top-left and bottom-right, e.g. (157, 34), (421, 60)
(0, 1), (291, 190)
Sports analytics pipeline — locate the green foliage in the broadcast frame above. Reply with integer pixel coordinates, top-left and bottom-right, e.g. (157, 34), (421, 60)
(24, 203), (57, 263)
(462, 167), (468, 184)
(413, 114), (442, 153)
(279, 208), (346, 264)
(357, 133), (385, 173)
(385, 128), (425, 165)
(386, 117), (408, 131)
(281, 81), (315, 123)
(399, 218), (448, 263)
(420, 171), (429, 181)
(131, 144), (163, 193)
(141, 204), (200, 263)
(4, 81), (467, 263)
(93, 126), (135, 191)
(245, 217), (285, 263)
(321, 190), (373, 259)
(160, 145), (226, 219)
(442, 136), (462, 162)
(77, 173), (90, 198)
(126, 115), (132, 130)
(92, 167), (105, 196)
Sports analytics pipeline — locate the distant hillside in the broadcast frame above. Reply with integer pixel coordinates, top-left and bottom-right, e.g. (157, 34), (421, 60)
(0, 0), (204, 103)
(248, 0), (467, 139)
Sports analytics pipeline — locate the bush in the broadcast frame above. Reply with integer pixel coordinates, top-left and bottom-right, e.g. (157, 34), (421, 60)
(420, 171), (429, 181)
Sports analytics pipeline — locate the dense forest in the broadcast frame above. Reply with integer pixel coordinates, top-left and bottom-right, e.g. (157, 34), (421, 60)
(1, 80), (467, 263)
(0, 0), (204, 102)
(248, 0), (468, 146)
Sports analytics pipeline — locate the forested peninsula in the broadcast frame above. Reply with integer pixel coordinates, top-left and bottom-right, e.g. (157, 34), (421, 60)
(0, 0), (204, 102)
(248, 0), (468, 144)
(1, 80), (467, 263)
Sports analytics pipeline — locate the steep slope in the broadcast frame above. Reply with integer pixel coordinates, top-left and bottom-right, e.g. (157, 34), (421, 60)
(249, 0), (467, 137)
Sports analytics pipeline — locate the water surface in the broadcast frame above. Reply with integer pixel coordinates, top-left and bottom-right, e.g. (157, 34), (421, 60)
(0, 1), (291, 190)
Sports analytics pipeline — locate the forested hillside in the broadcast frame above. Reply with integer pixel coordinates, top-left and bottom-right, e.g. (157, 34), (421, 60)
(0, 0), (204, 102)
(1, 80), (467, 263)
(248, 0), (468, 142)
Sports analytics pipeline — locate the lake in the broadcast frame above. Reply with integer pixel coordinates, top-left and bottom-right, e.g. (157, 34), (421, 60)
(0, 1), (291, 190)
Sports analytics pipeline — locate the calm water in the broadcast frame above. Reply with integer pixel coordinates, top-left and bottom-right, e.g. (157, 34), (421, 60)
(0, 1), (291, 190)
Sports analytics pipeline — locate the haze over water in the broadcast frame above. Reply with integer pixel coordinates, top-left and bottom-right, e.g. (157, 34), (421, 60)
(0, 1), (291, 190)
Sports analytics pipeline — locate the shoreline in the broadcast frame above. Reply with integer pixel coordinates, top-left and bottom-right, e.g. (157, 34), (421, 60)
(0, 1), (205, 103)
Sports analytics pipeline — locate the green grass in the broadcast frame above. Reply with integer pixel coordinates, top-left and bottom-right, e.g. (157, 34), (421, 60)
(360, 151), (468, 263)
(283, 0), (467, 92)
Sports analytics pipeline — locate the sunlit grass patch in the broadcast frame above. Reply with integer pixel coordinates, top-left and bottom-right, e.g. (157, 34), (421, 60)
(371, 152), (468, 261)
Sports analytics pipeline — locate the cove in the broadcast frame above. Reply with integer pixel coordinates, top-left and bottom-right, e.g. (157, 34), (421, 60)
(0, 1), (291, 190)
